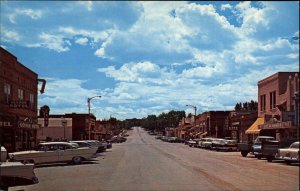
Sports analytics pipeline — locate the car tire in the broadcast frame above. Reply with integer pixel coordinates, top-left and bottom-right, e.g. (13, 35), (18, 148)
(241, 151), (248, 157)
(72, 156), (82, 164)
(267, 157), (273, 162)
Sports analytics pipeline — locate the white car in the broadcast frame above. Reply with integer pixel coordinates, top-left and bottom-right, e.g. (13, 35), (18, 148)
(70, 140), (106, 153)
(8, 142), (98, 165)
(275, 141), (299, 164)
(0, 162), (39, 190)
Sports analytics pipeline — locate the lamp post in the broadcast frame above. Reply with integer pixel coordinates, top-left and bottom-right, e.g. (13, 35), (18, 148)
(88, 96), (101, 140)
(186, 104), (197, 116)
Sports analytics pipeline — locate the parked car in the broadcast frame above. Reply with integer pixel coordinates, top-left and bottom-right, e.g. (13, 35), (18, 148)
(167, 137), (178, 143)
(106, 140), (112, 149)
(0, 161), (39, 190)
(211, 138), (225, 150)
(201, 137), (214, 149)
(70, 140), (106, 153)
(275, 141), (299, 164)
(237, 136), (275, 158)
(8, 142), (98, 165)
(111, 136), (127, 143)
(215, 139), (238, 151)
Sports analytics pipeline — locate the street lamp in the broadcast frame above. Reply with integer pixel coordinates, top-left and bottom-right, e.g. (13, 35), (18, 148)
(186, 104), (197, 116)
(88, 95), (101, 140)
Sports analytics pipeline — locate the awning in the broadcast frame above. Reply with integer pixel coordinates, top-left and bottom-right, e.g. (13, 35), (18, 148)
(195, 132), (202, 136)
(200, 132), (207, 137)
(245, 117), (264, 134)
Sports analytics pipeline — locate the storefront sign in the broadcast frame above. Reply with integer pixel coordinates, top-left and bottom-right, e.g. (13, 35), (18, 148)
(0, 121), (13, 127)
(259, 121), (293, 129)
(9, 100), (29, 108)
(19, 122), (40, 129)
(229, 126), (238, 131)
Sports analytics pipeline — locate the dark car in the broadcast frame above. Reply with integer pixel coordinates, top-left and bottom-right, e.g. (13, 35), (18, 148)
(252, 136), (275, 159)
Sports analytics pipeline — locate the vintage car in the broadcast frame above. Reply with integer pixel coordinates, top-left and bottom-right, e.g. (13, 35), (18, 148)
(201, 138), (215, 149)
(1, 146), (38, 190)
(211, 138), (225, 150)
(215, 139), (238, 151)
(238, 136), (275, 158)
(0, 162), (39, 190)
(70, 140), (106, 153)
(8, 142), (98, 165)
(275, 141), (299, 164)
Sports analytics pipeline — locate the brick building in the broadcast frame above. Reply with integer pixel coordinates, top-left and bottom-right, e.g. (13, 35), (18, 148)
(196, 111), (231, 138)
(258, 72), (299, 140)
(37, 113), (96, 141)
(224, 111), (257, 142)
(0, 47), (43, 152)
(246, 72), (299, 141)
(37, 117), (72, 141)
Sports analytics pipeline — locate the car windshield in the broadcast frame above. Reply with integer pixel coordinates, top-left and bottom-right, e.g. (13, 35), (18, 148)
(290, 142), (299, 149)
(254, 137), (275, 144)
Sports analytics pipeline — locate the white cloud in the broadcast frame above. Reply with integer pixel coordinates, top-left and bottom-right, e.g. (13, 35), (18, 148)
(75, 37), (89, 45)
(221, 4), (232, 11)
(1, 29), (21, 42)
(27, 33), (70, 52)
(9, 8), (43, 23)
(78, 1), (94, 11)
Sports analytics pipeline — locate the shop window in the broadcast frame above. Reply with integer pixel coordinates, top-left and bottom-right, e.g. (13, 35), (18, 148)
(18, 89), (24, 100)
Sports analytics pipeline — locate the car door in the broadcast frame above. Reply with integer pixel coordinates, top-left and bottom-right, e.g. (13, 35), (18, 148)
(39, 144), (59, 163)
(58, 144), (74, 162)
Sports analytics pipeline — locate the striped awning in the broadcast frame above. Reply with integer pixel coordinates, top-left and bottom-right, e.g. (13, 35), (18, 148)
(245, 118), (264, 134)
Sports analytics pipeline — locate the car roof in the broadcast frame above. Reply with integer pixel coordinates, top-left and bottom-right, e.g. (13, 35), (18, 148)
(257, 136), (274, 138)
(39, 142), (71, 145)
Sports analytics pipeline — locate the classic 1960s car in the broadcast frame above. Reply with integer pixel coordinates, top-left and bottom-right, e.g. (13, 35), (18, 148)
(1, 147), (38, 190)
(8, 142), (98, 165)
(275, 141), (299, 164)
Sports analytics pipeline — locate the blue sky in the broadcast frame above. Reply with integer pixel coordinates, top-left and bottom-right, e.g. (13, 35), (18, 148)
(1, 1), (299, 120)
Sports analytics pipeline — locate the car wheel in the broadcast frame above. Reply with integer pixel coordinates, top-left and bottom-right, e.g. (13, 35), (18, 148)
(72, 156), (82, 164)
(257, 156), (262, 160)
(241, 151), (248, 157)
(267, 156), (273, 162)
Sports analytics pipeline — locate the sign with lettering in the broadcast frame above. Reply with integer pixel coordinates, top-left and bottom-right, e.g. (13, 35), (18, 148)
(9, 101), (29, 108)
(259, 121), (293, 129)
(0, 121), (13, 127)
(19, 122), (40, 129)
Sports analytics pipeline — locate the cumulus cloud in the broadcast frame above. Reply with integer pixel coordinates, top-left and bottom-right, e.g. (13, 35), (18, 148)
(221, 4), (232, 11)
(75, 37), (89, 45)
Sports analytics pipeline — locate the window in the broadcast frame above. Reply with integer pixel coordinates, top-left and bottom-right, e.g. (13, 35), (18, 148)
(4, 83), (11, 103)
(30, 93), (34, 108)
(260, 94), (266, 111)
(270, 91), (276, 109)
(18, 89), (24, 100)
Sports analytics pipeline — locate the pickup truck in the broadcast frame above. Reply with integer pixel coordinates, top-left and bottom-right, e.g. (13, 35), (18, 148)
(237, 136), (275, 158)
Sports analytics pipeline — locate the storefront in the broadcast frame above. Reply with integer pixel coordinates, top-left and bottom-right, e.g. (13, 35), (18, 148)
(0, 116), (39, 152)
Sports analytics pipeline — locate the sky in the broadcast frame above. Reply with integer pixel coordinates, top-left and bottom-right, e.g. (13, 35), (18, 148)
(1, 1), (299, 120)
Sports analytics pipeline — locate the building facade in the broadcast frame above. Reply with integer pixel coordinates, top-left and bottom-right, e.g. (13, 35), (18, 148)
(37, 117), (72, 141)
(256, 72), (299, 140)
(0, 47), (40, 152)
(225, 111), (257, 143)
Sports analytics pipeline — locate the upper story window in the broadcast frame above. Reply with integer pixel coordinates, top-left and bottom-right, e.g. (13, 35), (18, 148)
(18, 89), (24, 100)
(4, 83), (11, 103)
(260, 94), (266, 111)
(270, 91), (276, 109)
(30, 93), (34, 108)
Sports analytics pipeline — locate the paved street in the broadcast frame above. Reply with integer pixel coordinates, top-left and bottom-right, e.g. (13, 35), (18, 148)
(11, 127), (299, 191)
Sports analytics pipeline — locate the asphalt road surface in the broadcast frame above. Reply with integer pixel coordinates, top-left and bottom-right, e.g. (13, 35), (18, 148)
(10, 127), (299, 191)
